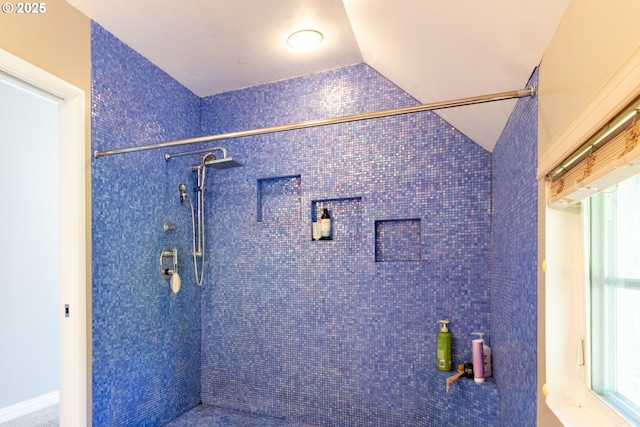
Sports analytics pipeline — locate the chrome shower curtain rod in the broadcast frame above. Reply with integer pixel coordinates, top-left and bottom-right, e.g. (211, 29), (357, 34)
(93, 86), (535, 158)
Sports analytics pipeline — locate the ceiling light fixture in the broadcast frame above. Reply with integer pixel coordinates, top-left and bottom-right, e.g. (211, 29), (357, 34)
(287, 29), (323, 52)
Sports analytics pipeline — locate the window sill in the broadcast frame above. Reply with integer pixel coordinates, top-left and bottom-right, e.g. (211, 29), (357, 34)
(547, 401), (600, 427)
(547, 393), (635, 427)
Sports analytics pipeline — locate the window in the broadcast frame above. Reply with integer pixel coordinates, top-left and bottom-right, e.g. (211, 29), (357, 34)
(585, 174), (640, 425)
(543, 89), (640, 426)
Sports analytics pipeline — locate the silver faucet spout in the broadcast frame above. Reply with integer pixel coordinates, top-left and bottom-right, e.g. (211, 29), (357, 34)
(446, 364), (465, 393)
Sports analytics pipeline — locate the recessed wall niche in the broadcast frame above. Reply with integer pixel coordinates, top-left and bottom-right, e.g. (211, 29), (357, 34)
(257, 175), (302, 222)
(375, 218), (421, 262)
(311, 197), (362, 241)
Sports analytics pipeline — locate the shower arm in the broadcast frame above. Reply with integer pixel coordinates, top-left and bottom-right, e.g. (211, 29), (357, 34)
(164, 146), (228, 162)
(93, 87), (536, 159)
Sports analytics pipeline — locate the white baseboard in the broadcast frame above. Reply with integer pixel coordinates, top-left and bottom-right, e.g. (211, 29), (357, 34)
(0, 390), (60, 423)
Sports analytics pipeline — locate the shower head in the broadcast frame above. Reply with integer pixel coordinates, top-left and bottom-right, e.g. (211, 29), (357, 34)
(204, 157), (244, 170)
(166, 146), (244, 170)
(178, 183), (187, 202)
(201, 152), (244, 170)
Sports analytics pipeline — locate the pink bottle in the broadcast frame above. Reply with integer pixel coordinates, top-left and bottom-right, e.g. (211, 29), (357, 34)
(471, 334), (485, 383)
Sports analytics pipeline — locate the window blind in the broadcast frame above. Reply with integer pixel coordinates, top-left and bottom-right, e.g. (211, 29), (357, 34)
(547, 112), (640, 208)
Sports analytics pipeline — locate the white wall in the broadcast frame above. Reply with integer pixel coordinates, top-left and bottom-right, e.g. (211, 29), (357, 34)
(538, 1), (640, 425)
(0, 5), (91, 423)
(538, 0), (640, 177)
(0, 75), (59, 408)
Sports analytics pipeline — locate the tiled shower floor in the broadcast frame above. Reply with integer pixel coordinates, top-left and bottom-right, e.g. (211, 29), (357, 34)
(162, 405), (322, 427)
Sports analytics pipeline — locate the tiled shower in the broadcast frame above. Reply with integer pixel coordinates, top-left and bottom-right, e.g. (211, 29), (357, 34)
(91, 22), (538, 427)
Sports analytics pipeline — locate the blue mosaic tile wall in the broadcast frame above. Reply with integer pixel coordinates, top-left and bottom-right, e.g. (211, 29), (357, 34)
(91, 22), (203, 426)
(197, 64), (494, 426)
(411, 368), (499, 427)
(90, 21), (540, 426)
(489, 68), (539, 426)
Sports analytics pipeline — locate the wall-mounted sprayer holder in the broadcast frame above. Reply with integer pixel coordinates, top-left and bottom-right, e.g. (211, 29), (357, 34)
(160, 247), (178, 277)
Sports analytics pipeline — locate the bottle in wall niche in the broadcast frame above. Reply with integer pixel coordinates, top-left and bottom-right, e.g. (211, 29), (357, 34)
(436, 320), (452, 371)
(471, 332), (492, 378)
(471, 332), (492, 382)
(320, 208), (331, 240)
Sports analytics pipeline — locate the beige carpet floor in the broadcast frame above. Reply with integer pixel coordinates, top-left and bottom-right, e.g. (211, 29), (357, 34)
(0, 405), (58, 427)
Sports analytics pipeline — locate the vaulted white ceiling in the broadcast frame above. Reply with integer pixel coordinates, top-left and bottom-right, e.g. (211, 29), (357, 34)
(65, 0), (570, 151)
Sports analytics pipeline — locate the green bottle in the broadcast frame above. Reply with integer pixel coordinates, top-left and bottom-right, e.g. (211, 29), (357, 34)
(436, 320), (452, 371)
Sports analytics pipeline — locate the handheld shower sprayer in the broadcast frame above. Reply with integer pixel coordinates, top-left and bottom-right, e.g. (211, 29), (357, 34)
(174, 146), (243, 287)
(179, 183), (187, 203)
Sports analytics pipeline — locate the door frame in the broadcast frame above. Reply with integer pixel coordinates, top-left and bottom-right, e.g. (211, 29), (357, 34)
(0, 49), (88, 426)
